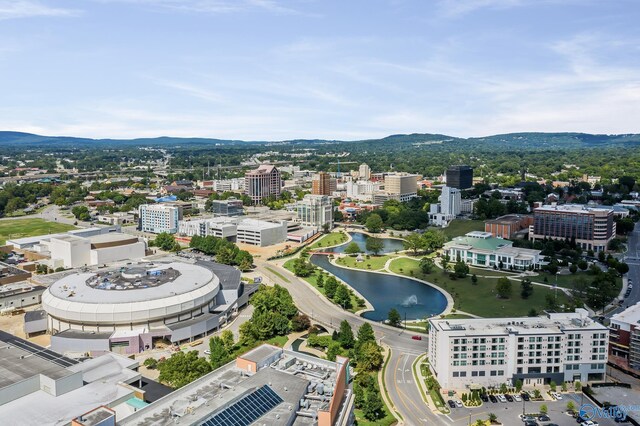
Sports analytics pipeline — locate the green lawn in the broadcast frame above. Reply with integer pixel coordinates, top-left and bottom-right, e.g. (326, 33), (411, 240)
(308, 232), (348, 249)
(535, 271), (622, 290)
(439, 219), (485, 239)
(0, 218), (77, 245)
(265, 335), (288, 347)
(283, 259), (361, 313)
(389, 257), (571, 318)
(468, 266), (516, 277)
(335, 254), (391, 271)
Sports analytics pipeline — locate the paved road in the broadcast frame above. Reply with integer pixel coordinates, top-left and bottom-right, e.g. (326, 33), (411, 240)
(256, 260), (431, 424)
(608, 221), (640, 317)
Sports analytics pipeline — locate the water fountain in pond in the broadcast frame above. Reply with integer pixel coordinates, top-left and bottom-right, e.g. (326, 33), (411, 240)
(401, 294), (418, 307)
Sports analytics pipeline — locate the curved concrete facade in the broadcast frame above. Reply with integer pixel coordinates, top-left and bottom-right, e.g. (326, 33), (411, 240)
(42, 262), (220, 332)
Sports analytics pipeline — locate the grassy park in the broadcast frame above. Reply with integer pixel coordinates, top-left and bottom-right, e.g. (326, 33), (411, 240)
(335, 254), (391, 271)
(0, 218), (76, 245)
(440, 219), (485, 239)
(308, 232), (348, 249)
(389, 257), (571, 318)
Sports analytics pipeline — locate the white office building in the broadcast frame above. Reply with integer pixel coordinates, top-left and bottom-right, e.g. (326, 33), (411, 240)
(295, 194), (333, 230)
(139, 204), (180, 234)
(429, 186), (462, 227)
(384, 173), (419, 202)
(359, 163), (371, 180)
(236, 219), (287, 247)
(345, 180), (380, 202)
(428, 309), (608, 389)
(46, 233), (146, 269)
(178, 217), (238, 239)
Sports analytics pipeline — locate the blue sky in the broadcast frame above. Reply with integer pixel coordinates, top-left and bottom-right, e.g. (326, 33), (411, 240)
(0, 0), (639, 140)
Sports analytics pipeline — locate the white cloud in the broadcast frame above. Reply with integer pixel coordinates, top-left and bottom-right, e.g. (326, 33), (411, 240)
(0, 0), (80, 20)
(93, 0), (312, 15)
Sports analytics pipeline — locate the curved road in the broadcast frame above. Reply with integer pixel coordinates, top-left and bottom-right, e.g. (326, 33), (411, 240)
(257, 260), (440, 425)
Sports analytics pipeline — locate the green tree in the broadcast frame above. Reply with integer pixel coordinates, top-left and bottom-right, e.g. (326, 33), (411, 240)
(344, 242), (361, 255)
(488, 413), (498, 423)
(292, 258), (315, 277)
(362, 389), (384, 421)
(496, 277), (512, 299)
(357, 322), (376, 345)
(324, 276), (338, 299)
(540, 404), (548, 415)
(338, 320), (355, 349)
(334, 284), (352, 309)
(567, 401), (576, 413)
(515, 379), (523, 392)
(365, 237), (384, 255)
(616, 262), (630, 275)
(454, 261), (469, 278)
(208, 336), (230, 369)
(143, 357), (158, 369)
(420, 257), (435, 274)
(577, 259), (588, 271)
(316, 272), (325, 288)
(158, 351), (212, 388)
(365, 213), (383, 233)
(221, 330), (235, 352)
(575, 381), (582, 392)
(569, 264), (578, 274)
(421, 230), (447, 252)
(291, 313), (311, 331)
(403, 233), (424, 255)
(153, 232), (178, 251)
(521, 278), (534, 299)
(387, 308), (402, 327)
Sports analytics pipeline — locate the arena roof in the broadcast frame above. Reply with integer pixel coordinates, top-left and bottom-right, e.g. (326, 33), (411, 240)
(47, 261), (215, 304)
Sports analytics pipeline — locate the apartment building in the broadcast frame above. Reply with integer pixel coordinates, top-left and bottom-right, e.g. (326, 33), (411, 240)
(296, 194), (333, 230)
(311, 171), (336, 196)
(245, 164), (281, 205)
(609, 302), (640, 374)
(384, 173), (419, 202)
(138, 204), (180, 234)
(428, 309), (609, 389)
(530, 204), (616, 252)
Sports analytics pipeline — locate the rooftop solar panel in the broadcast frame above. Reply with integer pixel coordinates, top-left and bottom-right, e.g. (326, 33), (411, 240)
(200, 385), (283, 426)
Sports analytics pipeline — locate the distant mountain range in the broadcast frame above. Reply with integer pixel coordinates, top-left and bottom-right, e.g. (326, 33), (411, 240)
(1, 131), (640, 148)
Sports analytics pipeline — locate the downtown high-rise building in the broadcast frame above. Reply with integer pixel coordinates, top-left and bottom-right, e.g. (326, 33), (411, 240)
(446, 165), (474, 189)
(244, 164), (281, 205)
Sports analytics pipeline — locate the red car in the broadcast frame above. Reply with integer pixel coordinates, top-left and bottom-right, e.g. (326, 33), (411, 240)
(411, 335), (422, 340)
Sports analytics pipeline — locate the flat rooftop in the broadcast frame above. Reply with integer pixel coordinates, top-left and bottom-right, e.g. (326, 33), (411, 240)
(121, 346), (346, 426)
(431, 309), (607, 335)
(534, 203), (614, 213)
(0, 330), (78, 389)
(237, 218), (284, 230)
(610, 302), (640, 326)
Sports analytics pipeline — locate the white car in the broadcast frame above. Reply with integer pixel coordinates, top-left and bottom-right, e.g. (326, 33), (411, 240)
(514, 394), (522, 402)
(455, 400), (463, 408)
(551, 392), (562, 400)
(204, 349), (211, 355)
(497, 394), (507, 403)
(581, 421), (598, 426)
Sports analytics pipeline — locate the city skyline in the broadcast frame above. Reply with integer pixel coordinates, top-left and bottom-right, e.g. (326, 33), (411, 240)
(0, 0), (639, 140)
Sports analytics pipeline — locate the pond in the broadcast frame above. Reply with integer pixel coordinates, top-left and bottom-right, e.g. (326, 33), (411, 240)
(323, 232), (405, 254)
(310, 233), (447, 321)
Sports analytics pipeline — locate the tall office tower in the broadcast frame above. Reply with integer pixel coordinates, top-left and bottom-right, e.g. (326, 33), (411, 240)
(244, 165), (281, 205)
(446, 165), (474, 189)
(312, 171), (332, 196)
(359, 163), (371, 180)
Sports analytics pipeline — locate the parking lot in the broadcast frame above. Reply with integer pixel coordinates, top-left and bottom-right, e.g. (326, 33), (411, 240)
(588, 386), (640, 424)
(445, 392), (620, 426)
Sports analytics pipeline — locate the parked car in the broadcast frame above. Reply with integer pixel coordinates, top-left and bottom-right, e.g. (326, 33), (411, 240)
(576, 415), (588, 423)
(489, 395), (498, 403)
(497, 394), (507, 403)
(538, 415), (551, 422)
(204, 349), (211, 355)
(525, 421), (539, 426)
(581, 421), (599, 426)
(514, 394), (522, 402)
(522, 416), (537, 422)
(411, 335), (422, 340)
(506, 394), (514, 402)
(551, 392), (563, 400)
(455, 400), (463, 408)
(448, 400), (456, 408)
(521, 392), (531, 401)
(480, 394), (489, 402)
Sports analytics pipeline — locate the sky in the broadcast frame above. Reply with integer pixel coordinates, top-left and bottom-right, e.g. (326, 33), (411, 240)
(0, 0), (639, 140)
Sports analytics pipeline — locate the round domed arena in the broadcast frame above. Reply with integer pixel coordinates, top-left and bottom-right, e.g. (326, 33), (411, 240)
(42, 261), (222, 333)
